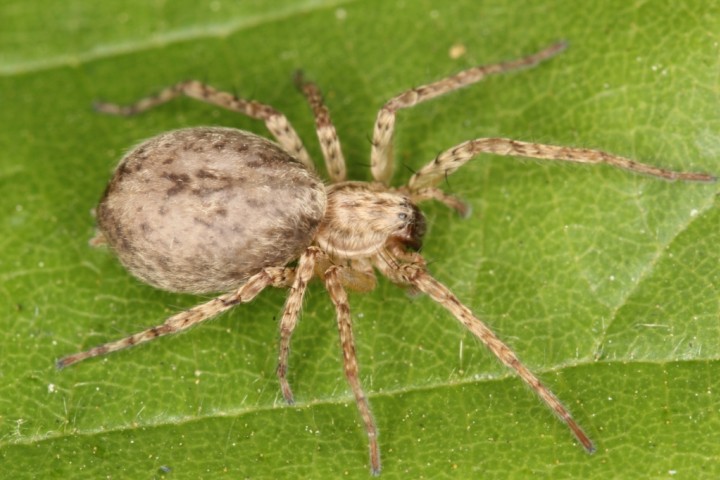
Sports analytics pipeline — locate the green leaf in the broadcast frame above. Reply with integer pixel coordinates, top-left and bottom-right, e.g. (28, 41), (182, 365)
(2, 0), (719, 478)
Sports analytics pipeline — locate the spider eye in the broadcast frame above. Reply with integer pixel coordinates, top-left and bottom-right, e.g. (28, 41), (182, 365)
(397, 212), (408, 220)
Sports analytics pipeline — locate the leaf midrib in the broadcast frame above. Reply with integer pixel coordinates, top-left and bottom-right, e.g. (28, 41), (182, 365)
(6, 356), (718, 448)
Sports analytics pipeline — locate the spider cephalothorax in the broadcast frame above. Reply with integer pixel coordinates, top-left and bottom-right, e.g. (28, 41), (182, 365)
(58, 42), (713, 475)
(316, 182), (427, 257)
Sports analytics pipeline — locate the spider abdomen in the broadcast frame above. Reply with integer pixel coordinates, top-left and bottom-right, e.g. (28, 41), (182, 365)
(97, 127), (326, 294)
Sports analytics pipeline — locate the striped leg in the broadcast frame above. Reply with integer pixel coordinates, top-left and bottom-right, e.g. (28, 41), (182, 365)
(95, 80), (314, 170)
(396, 262), (596, 453)
(370, 42), (567, 184)
(295, 71), (347, 182)
(325, 265), (380, 476)
(276, 247), (321, 403)
(408, 138), (715, 190)
(57, 267), (294, 368)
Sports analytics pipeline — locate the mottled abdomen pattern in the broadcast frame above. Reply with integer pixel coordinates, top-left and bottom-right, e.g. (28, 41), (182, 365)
(97, 127), (326, 293)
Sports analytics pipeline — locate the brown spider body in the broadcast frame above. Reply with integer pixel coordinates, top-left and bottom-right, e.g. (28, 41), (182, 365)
(97, 126), (426, 295)
(58, 42), (714, 476)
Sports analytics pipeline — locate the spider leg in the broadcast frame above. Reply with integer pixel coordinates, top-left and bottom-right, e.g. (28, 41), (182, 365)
(370, 42), (567, 184)
(324, 265), (381, 476)
(408, 138), (715, 190)
(405, 186), (471, 218)
(393, 261), (595, 453)
(57, 267), (294, 369)
(276, 247), (321, 404)
(295, 71), (347, 182)
(94, 80), (314, 171)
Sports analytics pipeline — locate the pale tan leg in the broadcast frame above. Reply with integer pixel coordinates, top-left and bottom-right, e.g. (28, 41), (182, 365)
(57, 267), (294, 368)
(370, 42), (567, 184)
(325, 265), (381, 476)
(294, 72), (347, 182)
(408, 138), (716, 190)
(276, 247), (320, 403)
(394, 261), (595, 453)
(405, 186), (471, 217)
(95, 80), (314, 170)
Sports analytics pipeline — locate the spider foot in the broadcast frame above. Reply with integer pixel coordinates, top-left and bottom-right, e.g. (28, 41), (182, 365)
(279, 377), (295, 404)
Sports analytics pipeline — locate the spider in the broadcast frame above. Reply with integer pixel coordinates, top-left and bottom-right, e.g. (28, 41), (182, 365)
(57, 42), (714, 475)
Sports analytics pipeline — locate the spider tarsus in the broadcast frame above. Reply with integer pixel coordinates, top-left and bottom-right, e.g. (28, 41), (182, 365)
(369, 438), (381, 476)
(546, 40), (569, 56)
(676, 171), (716, 183)
(568, 419), (596, 454)
(56, 351), (91, 369)
(292, 70), (306, 90)
(459, 204), (472, 219)
(94, 101), (132, 116)
(279, 379), (295, 404)
(451, 199), (472, 218)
